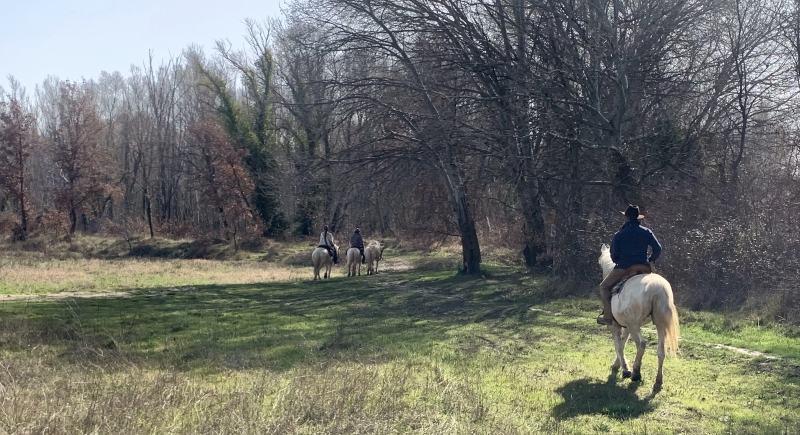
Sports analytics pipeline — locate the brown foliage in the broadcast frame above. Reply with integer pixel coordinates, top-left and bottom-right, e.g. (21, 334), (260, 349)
(33, 208), (69, 238)
(49, 82), (119, 234)
(188, 120), (262, 249)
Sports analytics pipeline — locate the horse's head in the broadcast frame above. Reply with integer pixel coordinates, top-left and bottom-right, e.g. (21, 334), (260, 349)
(598, 244), (613, 277)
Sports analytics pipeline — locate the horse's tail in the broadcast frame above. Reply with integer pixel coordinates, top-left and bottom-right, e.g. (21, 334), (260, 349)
(312, 250), (321, 274)
(653, 285), (680, 357)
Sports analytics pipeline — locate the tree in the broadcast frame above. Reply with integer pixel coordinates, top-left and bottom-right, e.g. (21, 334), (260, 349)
(273, 16), (343, 235)
(0, 98), (36, 240)
(192, 43), (285, 237)
(187, 120), (259, 250)
(49, 82), (117, 234)
(298, 0), (484, 273)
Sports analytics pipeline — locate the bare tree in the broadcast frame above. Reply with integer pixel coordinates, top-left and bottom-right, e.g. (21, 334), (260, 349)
(273, 15), (345, 235)
(295, 0), (484, 272)
(0, 98), (37, 239)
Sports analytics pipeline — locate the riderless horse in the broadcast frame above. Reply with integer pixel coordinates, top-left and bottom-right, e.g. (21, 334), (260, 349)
(365, 240), (385, 275)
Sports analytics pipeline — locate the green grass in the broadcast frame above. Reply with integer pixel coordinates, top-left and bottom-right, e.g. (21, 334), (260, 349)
(0, 249), (798, 434)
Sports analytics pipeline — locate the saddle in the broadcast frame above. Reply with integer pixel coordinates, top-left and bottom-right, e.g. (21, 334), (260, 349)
(611, 264), (652, 295)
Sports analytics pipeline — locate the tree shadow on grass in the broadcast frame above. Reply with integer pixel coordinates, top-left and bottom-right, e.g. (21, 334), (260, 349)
(552, 372), (655, 421)
(0, 268), (555, 372)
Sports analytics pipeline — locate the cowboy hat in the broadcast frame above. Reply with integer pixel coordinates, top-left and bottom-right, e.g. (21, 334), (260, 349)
(621, 204), (644, 220)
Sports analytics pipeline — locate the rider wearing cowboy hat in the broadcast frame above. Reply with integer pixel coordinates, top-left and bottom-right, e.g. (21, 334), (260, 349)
(597, 205), (662, 325)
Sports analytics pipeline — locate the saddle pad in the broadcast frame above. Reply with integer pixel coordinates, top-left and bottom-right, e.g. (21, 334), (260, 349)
(612, 278), (629, 296)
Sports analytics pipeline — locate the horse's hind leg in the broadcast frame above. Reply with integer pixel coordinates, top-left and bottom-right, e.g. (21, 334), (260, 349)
(654, 327), (666, 391)
(629, 326), (646, 382)
(610, 325), (630, 377)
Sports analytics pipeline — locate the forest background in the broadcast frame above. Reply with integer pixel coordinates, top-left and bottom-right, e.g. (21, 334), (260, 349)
(2, 0), (800, 322)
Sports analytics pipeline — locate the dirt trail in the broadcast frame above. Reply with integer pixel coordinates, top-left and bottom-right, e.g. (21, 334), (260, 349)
(1, 286), (199, 302)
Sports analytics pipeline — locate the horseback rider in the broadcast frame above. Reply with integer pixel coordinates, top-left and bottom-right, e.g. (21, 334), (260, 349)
(350, 228), (365, 264)
(597, 205), (662, 325)
(319, 225), (338, 264)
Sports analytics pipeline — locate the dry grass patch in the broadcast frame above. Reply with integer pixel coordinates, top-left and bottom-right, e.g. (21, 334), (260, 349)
(0, 347), (544, 435)
(0, 259), (307, 296)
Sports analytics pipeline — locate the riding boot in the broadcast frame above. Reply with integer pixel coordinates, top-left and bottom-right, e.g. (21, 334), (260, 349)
(596, 268), (626, 325)
(596, 285), (614, 325)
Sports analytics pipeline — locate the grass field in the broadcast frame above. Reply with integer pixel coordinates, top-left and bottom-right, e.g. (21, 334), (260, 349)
(0, 238), (798, 434)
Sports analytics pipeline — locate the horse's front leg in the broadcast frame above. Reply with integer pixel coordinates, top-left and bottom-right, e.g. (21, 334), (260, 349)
(610, 325), (630, 377)
(629, 326), (647, 382)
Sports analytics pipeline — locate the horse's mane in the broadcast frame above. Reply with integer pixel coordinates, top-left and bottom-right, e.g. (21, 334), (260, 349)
(368, 240), (380, 247)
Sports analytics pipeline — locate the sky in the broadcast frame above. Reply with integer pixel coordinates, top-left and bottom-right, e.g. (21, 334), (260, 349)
(1, 0), (284, 95)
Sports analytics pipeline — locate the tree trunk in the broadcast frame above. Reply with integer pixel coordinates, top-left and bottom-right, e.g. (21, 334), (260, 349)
(144, 187), (154, 238)
(456, 203), (482, 274)
(69, 204), (77, 235)
(440, 168), (481, 274)
(17, 150), (27, 240)
(517, 181), (548, 271)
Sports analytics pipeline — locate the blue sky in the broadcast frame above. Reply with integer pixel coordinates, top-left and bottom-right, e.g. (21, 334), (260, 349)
(1, 0), (284, 94)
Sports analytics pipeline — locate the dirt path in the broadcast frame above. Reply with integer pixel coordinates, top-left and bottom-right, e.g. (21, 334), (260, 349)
(0, 286), (200, 301)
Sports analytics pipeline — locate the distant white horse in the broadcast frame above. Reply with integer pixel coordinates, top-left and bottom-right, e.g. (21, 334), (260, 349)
(598, 244), (679, 392)
(346, 247), (362, 277)
(312, 242), (338, 280)
(364, 241), (385, 275)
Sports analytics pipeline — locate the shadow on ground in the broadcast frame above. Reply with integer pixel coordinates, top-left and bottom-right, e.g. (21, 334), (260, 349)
(552, 373), (655, 420)
(0, 267), (557, 374)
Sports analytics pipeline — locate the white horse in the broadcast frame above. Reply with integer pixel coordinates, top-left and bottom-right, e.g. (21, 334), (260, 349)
(598, 244), (679, 392)
(364, 240), (385, 275)
(346, 247), (362, 277)
(312, 242), (338, 280)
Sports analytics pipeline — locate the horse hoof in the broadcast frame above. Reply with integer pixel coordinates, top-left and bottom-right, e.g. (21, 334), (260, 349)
(631, 372), (642, 382)
(652, 381), (662, 394)
(622, 370), (631, 379)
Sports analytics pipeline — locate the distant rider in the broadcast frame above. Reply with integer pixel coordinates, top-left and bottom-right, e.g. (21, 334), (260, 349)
(350, 228), (365, 264)
(597, 205), (662, 325)
(319, 225), (338, 264)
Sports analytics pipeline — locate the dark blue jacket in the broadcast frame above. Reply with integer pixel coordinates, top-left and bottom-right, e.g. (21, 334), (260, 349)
(610, 220), (662, 269)
(350, 233), (364, 249)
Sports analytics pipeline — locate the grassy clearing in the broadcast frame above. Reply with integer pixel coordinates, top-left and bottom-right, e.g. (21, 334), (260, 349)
(0, 244), (798, 434)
